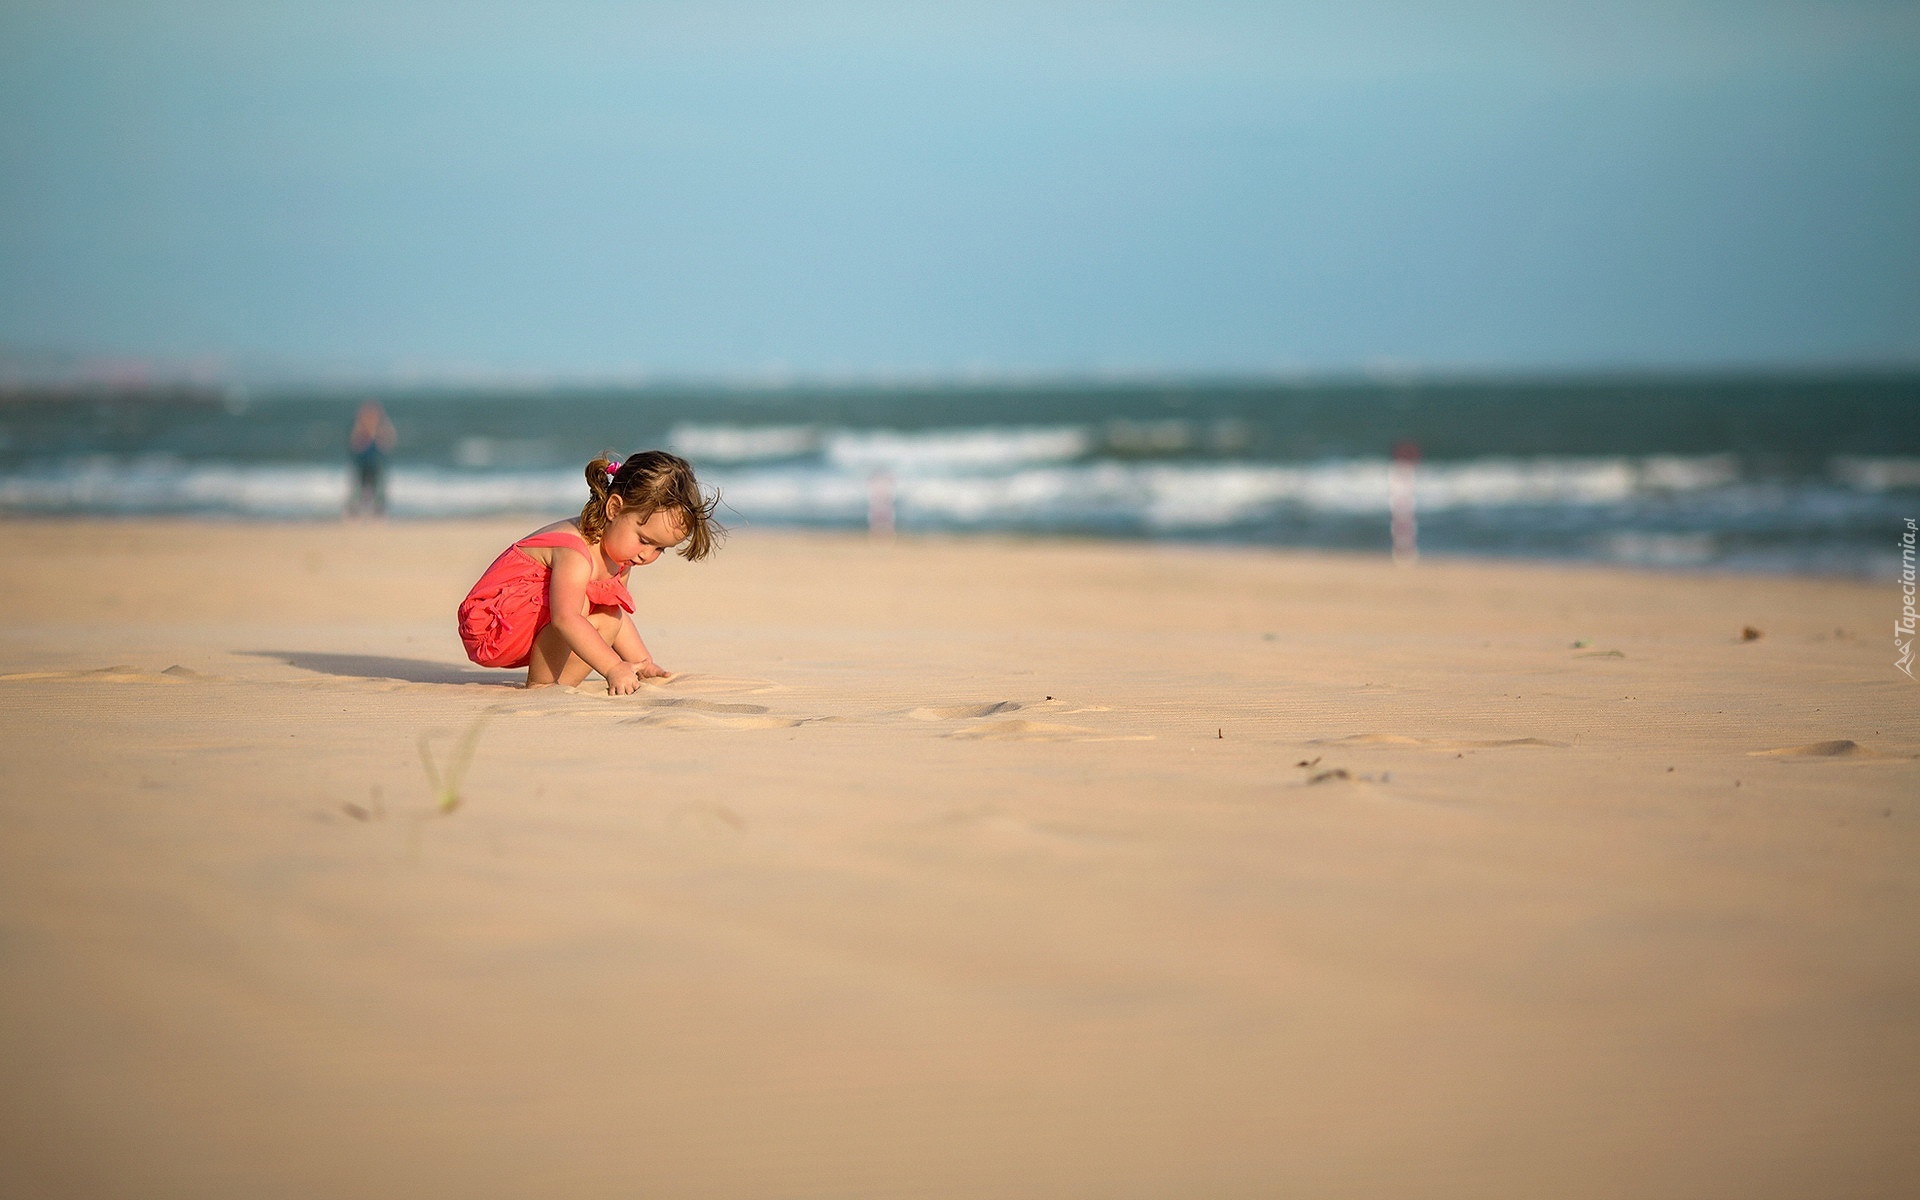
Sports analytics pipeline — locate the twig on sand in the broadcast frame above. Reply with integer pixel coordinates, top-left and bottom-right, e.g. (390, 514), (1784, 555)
(418, 706), (501, 814)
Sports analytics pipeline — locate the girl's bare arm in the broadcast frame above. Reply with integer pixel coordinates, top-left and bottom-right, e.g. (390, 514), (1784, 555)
(545, 551), (631, 683)
(613, 612), (669, 677)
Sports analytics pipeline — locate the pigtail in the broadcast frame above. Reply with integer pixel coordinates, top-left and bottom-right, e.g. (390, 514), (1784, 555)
(578, 454), (620, 543)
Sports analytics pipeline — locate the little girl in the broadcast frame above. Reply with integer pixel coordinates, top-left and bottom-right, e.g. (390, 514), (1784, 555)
(459, 450), (720, 694)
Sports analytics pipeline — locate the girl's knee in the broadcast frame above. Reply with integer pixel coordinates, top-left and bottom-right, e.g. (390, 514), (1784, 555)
(586, 609), (623, 638)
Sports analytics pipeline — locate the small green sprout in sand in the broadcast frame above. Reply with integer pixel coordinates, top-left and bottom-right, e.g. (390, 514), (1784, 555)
(417, 707), (499, 814)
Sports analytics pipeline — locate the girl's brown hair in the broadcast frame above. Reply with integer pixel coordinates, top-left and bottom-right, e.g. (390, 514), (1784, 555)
(579, 450), (722, 560)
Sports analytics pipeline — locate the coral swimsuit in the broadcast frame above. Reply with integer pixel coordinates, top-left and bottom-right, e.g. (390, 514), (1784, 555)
(458, 529), (635, 669)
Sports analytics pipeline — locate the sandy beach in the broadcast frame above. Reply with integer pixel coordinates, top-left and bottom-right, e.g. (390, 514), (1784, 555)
(0, 517), (1914, 1198)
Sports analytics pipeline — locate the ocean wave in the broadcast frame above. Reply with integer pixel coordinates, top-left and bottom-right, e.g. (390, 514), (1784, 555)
(824, 427), (1093, 472)
(0, 453), (1895, 541)
(1831, 456), (1920, 491)
(818, 456), (1748, 529)
(0, 461), (581, 518)
(695, 452), (1859, 529)
(667, 424), (821, 463)
(669, 422), (1256, 471)
(669, 423), (1095, 471)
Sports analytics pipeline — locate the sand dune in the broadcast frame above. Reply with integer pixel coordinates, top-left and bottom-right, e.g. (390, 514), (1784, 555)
(0, 519), (1915, 1199)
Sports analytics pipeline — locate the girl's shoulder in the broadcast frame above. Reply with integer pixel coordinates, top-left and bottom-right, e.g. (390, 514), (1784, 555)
(508, 520), (589, 564)
(518, 519), (591, 548)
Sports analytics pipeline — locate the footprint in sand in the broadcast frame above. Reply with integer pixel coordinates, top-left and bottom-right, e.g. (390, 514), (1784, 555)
(562, 675), (784, 702)
(0, 665), (201, 684)
(1314, 733), (1567, 750)
(1747, 740), (1901, 759)
(529, 686), (793, 723)
(647, 673), (787, 696)
(909, 698), (1114, 721)
(632, 696), (771, 715)
(910, 700), (1025, 720)
(904, 698), (1142, 741)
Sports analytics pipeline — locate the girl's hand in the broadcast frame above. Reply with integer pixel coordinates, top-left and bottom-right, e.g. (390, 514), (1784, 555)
(635, 658), (671, 680)
(605, 662), (642, 696)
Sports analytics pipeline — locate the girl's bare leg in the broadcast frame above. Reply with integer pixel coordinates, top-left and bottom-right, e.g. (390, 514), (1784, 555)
(525, 608), (623, 689)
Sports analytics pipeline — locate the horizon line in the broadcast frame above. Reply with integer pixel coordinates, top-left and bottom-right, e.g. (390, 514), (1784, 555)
(4, 358), (1920, 396)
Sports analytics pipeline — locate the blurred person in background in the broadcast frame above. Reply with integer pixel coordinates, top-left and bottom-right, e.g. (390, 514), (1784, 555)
(347, 399), (397, 517)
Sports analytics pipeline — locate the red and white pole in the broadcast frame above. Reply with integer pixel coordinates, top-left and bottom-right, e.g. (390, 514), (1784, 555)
(1389, 440), (1419, 566)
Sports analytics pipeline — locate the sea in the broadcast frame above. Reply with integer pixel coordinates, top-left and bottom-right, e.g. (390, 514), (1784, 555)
(2, 374), (1915, 576)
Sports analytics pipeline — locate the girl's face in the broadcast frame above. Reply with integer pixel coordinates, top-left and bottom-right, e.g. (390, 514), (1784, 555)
(600, 501), (687, 570)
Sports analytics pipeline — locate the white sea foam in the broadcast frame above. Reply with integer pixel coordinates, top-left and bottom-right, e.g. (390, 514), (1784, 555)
(710, 453), (1758, 530)
(824, 427), (1093, 472)
(0, 461), (580, 519)
(1831, 456), (1920, 491)
(702, 468), (869, 520)
(0, 450), (1859, 537)
(670, 424), (1095, 470)
(0, 459), (355, 517)
(668, 424), (821, 463)
(388, 469), (583, 516)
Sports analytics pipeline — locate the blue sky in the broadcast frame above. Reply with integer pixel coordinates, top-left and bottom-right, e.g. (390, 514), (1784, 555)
(1, 0), (1916, 378)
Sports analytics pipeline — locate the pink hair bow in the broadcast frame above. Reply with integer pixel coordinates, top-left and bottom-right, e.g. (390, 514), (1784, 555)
(606, 460), (622, 477)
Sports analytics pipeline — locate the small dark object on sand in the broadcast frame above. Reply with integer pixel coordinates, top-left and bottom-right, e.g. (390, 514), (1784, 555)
(1295, 756), (1321, 768)
(1741, 626), (1764, 641)
(342, 802), (371, 821)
